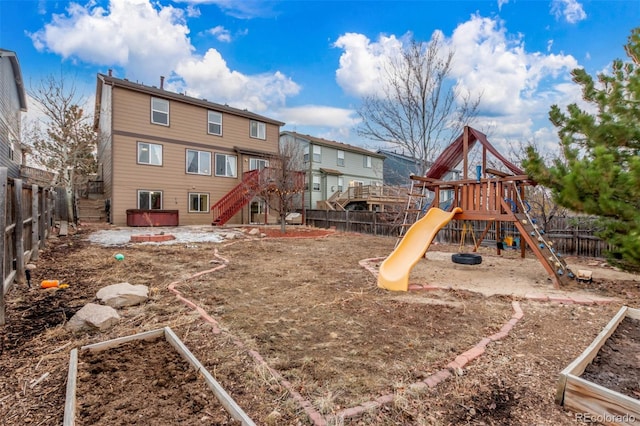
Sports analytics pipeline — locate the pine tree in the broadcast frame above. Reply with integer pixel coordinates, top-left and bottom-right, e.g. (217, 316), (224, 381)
(523, 28), (640, 271)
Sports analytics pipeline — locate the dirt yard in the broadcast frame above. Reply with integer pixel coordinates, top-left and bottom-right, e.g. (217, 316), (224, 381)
(1, 223), (639, 425)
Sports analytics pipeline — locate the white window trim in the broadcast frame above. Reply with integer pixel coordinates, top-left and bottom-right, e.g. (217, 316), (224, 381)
(208, 111), (222, 136)
(215, 153), (237, 177)
(250, 120), (266, 140)
(186, 149), (212, 175)
(151, 97), (169, 126)
(137, 190), (163, 210)
(188, 192), (210, 213)
(137, 142), (163, 166)
(249, 158), (269, 171)
(337, 150), (345, 166)
(312, 175), (321, 191)
(364, 155), (372, 168)
(313, 145), (321, 162)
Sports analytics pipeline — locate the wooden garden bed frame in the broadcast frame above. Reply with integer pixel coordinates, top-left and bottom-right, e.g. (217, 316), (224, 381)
(556, 306), (640, 425)
(64, 327), (255, 426)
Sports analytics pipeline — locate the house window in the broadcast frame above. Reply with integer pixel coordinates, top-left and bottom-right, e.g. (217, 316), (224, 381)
(313, 145), (321, 162)
(312, 175), (320, 191)
(364, 155), (372, 168)
(186, 149), (211, 175)
(337, 177), (344, 192)
(138, 190), (162, 209)
(250, 120), (266, 140)
(9, 141), (15, 162)
(337, 150), (345, 166)
(151, 97), (169, 126)
(303, 146), (309, 163)
(188, 193), (209, 213)
(208, 111), (222, 135)
(304, 174), (309, 190)
(138, 142), (163, 166)
(215, 153), (237, 177)
(250, 158), (269, 170)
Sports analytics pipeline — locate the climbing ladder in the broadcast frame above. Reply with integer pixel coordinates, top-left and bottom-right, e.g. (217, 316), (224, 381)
(512, 188), (574, 287)
(396, 177), (432, 247)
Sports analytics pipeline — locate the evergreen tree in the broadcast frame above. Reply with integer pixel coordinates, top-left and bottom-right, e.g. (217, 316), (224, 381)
(523, 28), (640, 271)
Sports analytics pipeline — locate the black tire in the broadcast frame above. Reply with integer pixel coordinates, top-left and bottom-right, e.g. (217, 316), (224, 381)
(451, 253), (482, 265)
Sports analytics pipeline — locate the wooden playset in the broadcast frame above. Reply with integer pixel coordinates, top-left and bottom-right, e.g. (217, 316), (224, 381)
(403, 126), (574, 288)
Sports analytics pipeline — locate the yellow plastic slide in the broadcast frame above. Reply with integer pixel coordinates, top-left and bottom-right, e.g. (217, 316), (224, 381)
(378, 207), (462, 291)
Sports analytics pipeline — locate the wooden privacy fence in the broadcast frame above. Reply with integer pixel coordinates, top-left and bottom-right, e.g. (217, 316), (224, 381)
(1, 167), (56, 325)
(304, 209), (614, 259)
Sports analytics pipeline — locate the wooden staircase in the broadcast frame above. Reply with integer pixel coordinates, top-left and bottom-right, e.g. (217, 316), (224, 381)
(77, 196), (107, 223)
(211, 169), (267, 226)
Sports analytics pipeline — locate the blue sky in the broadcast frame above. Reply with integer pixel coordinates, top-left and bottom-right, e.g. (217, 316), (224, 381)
(1, 0), (638, 156)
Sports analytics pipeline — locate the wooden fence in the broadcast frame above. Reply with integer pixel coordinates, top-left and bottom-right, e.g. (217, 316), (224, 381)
(304, 209), (613, 258)
(1, 167), (56, 325)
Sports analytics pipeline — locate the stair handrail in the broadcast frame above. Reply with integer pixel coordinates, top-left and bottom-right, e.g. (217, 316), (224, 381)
(211, 168), (275, 225)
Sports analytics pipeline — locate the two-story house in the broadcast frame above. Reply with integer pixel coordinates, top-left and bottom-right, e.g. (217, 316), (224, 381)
(0, 49), (27, 178)
(94, 71), (284, 226)
(280, 131), (385, 210)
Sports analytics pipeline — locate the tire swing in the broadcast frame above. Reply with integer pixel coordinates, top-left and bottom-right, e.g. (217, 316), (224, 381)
(451, 252), (482, 265)
(452, 221), (483, 265)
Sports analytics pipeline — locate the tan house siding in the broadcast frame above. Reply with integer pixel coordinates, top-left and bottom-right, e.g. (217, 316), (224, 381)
(96, 74), (282, 226)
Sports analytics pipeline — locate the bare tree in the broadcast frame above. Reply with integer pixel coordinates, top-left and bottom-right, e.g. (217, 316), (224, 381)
(357, 34), (481, 176)
(254, 140), (306, 233)
(24, 74), (98, 219)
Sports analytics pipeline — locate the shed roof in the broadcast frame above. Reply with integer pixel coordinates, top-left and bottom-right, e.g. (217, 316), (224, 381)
(425, 127), (524, 180)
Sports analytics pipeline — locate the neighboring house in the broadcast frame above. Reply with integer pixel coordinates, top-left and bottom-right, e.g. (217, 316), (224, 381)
(0, 49), (27, 179)
(377, 148), (460, 208)
(376, 149), (422, 186)
(280, 131), (385, 210)
(94, 71), (284, 226)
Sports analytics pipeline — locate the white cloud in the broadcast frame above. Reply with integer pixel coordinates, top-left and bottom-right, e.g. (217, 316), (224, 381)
(551, 0), (587, 24)
(333, 14), (584, 155)
(333, 32), (407, 97)
(275, 105), (359, 128)
(497, 0), (510, 11)
(173, 49), (300, 112)
(30, 0), (193, 83)
(208, 25), (231, 42)
(29, 0), (298, 114)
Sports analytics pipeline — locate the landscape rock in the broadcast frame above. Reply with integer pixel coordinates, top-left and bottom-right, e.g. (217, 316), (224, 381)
(66, 303), (121, 332)
(97, 282), (149, 308)
(247, 228), (260, 236)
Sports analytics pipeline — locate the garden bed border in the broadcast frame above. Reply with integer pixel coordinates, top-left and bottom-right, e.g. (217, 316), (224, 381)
(63, 327), (255, 426)
(556, 306), (640, 425)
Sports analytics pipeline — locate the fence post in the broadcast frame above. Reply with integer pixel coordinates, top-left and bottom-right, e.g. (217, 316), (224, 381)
(14, 179), (25, 285)
(31, 184), (39, 261)
(346, 210), (350, 232)
(0, 168), (7, 325)
(373, 212), (377, 236)
(38, 190), (46, 249)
